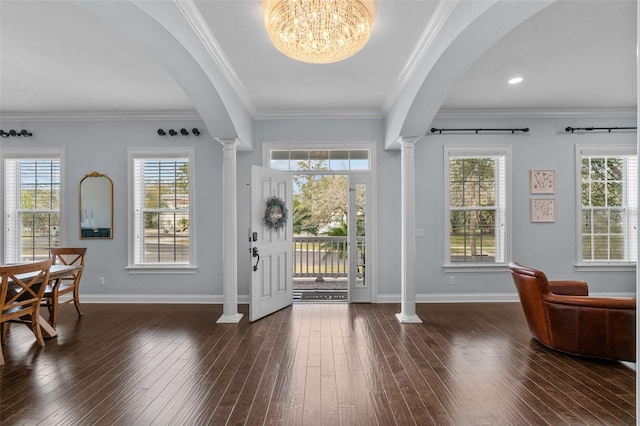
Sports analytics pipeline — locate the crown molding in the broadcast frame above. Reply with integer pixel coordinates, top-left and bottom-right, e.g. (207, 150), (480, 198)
(435, 107), (638, 119)
(3, 107), (634, 123)
(0, 110), (202, 123)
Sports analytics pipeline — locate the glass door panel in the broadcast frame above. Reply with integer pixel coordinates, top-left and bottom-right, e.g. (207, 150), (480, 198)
(349, 174), (371, 302)
(292, 174), (348, 301)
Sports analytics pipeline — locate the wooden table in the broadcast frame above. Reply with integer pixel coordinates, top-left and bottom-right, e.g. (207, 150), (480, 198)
(9, 264), (82, 338)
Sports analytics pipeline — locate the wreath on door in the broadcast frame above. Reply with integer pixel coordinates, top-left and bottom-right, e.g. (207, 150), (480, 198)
(263, 196), (288, 231)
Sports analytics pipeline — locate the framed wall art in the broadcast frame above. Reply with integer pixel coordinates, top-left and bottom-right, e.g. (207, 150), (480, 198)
(530, 169), (556, 194)
(531, 198), (556, 223)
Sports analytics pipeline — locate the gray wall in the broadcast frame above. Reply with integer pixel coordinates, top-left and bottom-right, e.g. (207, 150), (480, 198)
(0, 113), (635, 302)
(418, 114), (637, 299)
(1, 119), (225, 301)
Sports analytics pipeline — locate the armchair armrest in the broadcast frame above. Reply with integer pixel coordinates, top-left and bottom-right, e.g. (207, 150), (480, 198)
(544, 293), (636, 310)
(548, 280), (588, 296)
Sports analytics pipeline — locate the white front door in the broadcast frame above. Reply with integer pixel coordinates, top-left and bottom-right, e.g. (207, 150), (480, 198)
(250, 165), (293, 322)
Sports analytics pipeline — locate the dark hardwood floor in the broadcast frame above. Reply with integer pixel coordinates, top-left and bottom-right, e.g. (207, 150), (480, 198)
(0, 302), (635, 425)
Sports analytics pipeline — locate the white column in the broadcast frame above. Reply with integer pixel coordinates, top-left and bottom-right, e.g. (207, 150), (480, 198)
(217, 138), (243, 323)
(635, 2), (639, 376)
(396, 137), (422, 323)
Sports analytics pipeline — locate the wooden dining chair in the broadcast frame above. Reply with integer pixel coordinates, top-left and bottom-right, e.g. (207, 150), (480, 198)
(0, 259), (53, 366)
(43, 247), (87, 328)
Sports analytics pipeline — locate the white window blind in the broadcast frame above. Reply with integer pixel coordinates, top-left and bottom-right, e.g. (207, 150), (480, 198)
(445, 146), (510, 266)
(129, 148), (195, 271)
(577, 145), (637, 264)
(3, 156), (61, 263)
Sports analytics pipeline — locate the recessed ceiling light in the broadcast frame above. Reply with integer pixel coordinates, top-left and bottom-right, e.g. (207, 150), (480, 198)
(508, 77), (524, 85)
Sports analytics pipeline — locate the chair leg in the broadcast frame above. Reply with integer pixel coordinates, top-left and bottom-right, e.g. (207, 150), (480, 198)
(1, 323), (10, 344)
(0, 322), (6, 366)
(73, 288), (83, 317)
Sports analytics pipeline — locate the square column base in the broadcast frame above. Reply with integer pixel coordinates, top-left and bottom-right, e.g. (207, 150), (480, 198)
(395, 313), (422, 324)
(217, 313), (244, 324)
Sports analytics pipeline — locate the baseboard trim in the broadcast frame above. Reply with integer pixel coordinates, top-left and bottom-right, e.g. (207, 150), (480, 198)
(81, 293), (520, 304)
(81, 294), (251, 304)
(377, 293), (520, 304)
(79, 292), (635, 304)
(377, 292), (635, 303)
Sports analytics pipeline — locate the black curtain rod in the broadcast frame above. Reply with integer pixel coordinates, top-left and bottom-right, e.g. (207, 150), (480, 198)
(430, 127), (529, 134)
(565, 126), (637, 133)
(0, 129), (33, 138)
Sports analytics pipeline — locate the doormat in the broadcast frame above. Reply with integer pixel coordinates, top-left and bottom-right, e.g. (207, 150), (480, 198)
(294, 291), (347, 301)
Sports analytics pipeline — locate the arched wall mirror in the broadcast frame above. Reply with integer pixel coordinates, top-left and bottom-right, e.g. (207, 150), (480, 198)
(79, 171), (113, 239)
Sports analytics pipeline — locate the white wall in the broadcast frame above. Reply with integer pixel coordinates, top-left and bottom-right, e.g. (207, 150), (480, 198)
(0, 113), (635, 302)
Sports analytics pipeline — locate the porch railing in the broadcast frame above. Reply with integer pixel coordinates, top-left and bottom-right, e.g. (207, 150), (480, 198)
(293, 236), (365, 280)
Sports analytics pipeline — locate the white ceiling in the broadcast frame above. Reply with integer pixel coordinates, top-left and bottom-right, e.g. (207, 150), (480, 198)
(0, 0), (637, 119)
(442, 0), (637, 111)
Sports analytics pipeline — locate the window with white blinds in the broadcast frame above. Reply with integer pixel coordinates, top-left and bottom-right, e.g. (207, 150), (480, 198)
(577, 145), (637, 265)
(129, 148), (195, 271)
(3, 153), (62, 263)
(444, 146), (511, 267)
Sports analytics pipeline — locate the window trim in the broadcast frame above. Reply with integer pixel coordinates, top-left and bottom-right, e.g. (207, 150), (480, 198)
(1, 148), (65, 264)
(575, 144), (637, 270)
(443, 145), (512, 271)
(265, 145), (371, 172)
(127, 147), (197, 274)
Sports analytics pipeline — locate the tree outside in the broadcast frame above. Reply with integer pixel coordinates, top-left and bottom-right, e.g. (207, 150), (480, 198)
(19, 184), (60, 259)
(291, 167), (367, 283)
(294, 172), (348, 233)
(449, 157), (497, 261)
(141, 160), (190, 263)
(581, 156), (626, 260)
(144, 161), (189, 231)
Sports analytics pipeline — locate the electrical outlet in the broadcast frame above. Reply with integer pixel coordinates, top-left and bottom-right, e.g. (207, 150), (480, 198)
(449, 276), (456, 285)
(98, 276), (105, 286)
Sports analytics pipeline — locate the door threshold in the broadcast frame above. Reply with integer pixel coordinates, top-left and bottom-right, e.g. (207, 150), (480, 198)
(293, 289), (348, 302)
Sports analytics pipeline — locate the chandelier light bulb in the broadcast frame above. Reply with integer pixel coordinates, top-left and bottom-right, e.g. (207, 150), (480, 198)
(265, 0), (375, 64)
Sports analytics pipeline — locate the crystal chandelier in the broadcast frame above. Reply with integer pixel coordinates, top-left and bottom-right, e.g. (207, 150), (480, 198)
(264, 0), (375, 64)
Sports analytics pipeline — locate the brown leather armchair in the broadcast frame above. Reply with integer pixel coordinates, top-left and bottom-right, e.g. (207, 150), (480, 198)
(508, 262), (636, 362)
